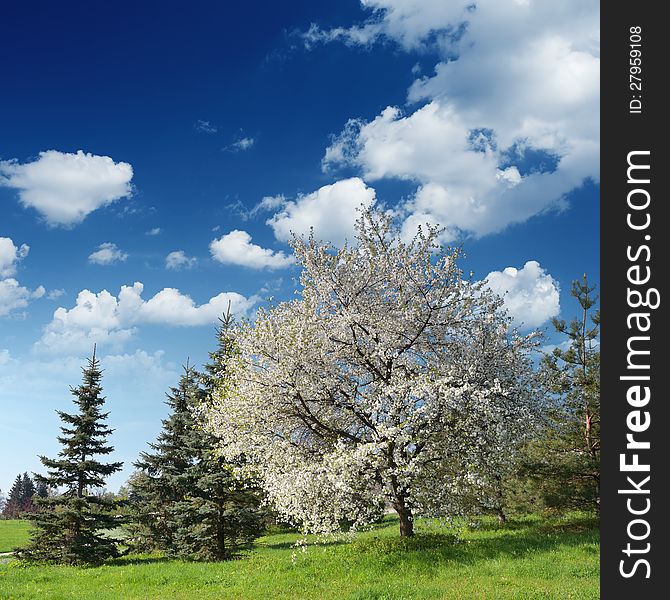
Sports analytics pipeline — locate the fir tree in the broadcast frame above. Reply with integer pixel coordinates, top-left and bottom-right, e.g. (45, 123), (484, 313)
(129, 363), (201, 552)
(18, 349), (124, 564)
(35, 480), (49, 499)
(524, 275), (600, 512)
(172, 315), (264, 560)
(2, 472), (37, 518)
(20, 473), (37, 510)
(2, 474), (24, 519)
(130, 314), (263, 560)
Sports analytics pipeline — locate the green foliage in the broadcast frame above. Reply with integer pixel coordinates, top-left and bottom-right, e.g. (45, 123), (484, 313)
(1, 513), (599, 599)
(17, 349), (124, 564)
(129, 366), (200, 552)
(130, 312), (263, 560)
(524, 275), (600, 513)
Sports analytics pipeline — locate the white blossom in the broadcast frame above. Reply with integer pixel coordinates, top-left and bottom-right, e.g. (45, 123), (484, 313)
(202, 210), (542, 535)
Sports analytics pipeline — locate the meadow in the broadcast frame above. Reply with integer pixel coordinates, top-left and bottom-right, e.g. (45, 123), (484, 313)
(0, 513), (598, 599)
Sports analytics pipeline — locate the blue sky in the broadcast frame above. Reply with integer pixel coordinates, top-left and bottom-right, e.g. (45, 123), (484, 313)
(0, 0), (599, 494)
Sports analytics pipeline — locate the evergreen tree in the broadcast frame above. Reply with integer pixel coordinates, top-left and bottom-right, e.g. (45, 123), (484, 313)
(2, 474), (24, 519)
(18, 349), (124, 564)
(20, 473), (36, 511)
(2, 472), (37, 518)
(525, 275), (600, 512)
(129, 363), (201, 553)
(130, 314), (263, 560)
(35, 480), (49, 499)
(172, 313), (263, 560)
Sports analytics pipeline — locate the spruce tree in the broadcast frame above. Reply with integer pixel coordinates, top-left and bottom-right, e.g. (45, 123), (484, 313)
(19, 349), (124, 564)
(2, 474), (25, 519)
(172, 316), (264, 560)
(175, 306), (263, 560)
(1, 472), (37, 518)
(525, 275), (600, 512)
(129, 363), (201, 552)
(130, 314), (263, 560)
(20, 473), (36, 512)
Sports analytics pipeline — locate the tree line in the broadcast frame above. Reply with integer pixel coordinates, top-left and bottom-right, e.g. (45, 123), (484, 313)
(8, 210), (600, 565)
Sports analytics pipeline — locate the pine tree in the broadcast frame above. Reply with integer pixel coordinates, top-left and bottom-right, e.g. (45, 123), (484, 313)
(525, 275), (600, 512)
(35, 480), (49, 499)
(18, 349), (124, 564)
(20, 473), (36, 512)
(171, 315), (263, 560)
(129, 363), (201, 552)
(130, 313), (263, 560)
(1, 472), (37, 518)
(2, 474), (24, 519)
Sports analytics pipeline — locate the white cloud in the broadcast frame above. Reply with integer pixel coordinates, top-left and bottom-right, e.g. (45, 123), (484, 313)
(484, 261), (560, 329)
(145, 227), (162, 236)
(210, 230), (295, 270)
(194, 119), (217, 134)
(0, 348), (179, 493)
(301, 0), (472, 51)
(224, 137), (255, 153)
(319, 0), (599, 238)
(47, 288), (66, 300)
(165, 250), (197, 270)
(267, 177), (376, 246)
(0, 150), (133, 226)
(0, 237), (30, 277)
(36, 282), (258, 353)
(0, 278), (45, 317)
(246, 195), (286, 219)
(88, 242), (129, 265)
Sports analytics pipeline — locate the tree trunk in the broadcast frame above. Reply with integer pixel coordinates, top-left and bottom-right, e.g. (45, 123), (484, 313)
(394, 501), (414, 537)
(497, 508), (507, 526)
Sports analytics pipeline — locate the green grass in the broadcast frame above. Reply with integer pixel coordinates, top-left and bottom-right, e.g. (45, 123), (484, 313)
(0, 520), (31, 553)
(0, 513), (599, 599)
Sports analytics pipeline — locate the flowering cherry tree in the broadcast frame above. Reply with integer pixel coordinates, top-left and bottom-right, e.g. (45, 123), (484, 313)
(202, 211), (541, 536)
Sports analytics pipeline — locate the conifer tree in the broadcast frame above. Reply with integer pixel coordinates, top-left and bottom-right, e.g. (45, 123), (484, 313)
(525, 275), (600, 512)
(2, 474), (25, 519)
(20, 473), (36, 511)
(2, 472), (37, 518)
(18, 349), (124, 564)
(130, 315), (263, 559)
(172, 312), (263, 560)
(129, 363), (201, 552)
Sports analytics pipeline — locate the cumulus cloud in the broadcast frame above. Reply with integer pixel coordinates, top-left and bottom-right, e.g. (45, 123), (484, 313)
(0, 150), (133, 226)
(267, 177), (376, 246)
(318, 0), (599, 239)
(0, 278), (45, 317)
(301, 0), (472, 51)
(0, 237), (30, 277)
(145, 227), (162, 236)
(0, 150), (134, 226)
(0, 237), (44, 317)
(36, 282), (258, 353)
(88, 242), (128, 265)
(165, 250), (197, 270)
(47, 289), (66, 300)
(484, 261), (560, 329)
(210, 230), (295, 270)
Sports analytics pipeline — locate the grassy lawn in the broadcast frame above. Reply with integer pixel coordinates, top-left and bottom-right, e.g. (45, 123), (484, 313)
(0, 520), (31, 553)
(0, 514), (599, 599)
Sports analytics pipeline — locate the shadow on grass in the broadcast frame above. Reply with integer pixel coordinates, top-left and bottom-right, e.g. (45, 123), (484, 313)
(91, 513), (598, 570)
(346, 513), (599, 570)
